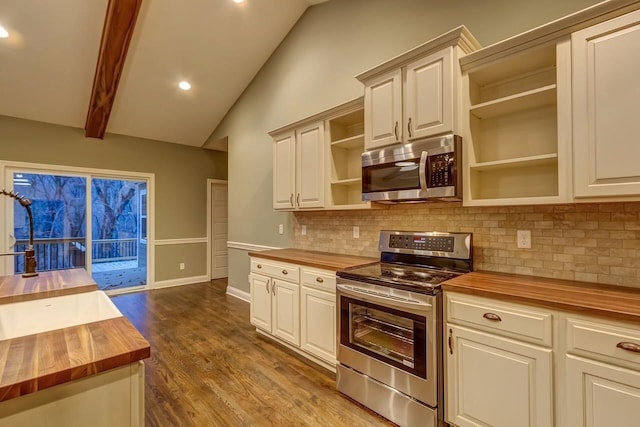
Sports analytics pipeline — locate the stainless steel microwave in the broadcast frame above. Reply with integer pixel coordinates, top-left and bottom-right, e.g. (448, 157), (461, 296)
(361, 134), (462, 203)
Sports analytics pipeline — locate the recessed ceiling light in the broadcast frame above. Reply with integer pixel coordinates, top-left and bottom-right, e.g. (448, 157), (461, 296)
(233, 0), (245, 3)
(178, 81), (192, 91)
(0, 26), (9, 39)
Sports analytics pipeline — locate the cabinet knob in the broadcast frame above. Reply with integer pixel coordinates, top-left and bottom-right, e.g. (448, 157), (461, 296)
(316, 277), (324, 283)
(483, 312), (502, 322)
(282, 270), (288, 275)
(257, 264), (262, 269)
(617, 342), (640, 353)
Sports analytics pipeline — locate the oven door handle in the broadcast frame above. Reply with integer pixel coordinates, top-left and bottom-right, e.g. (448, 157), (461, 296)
(337, 284), (432, 310)
(418, 151), (429, 192)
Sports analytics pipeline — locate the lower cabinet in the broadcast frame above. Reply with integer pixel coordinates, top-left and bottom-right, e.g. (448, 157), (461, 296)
(301, 278), (336, 365)
(565, 355), (640, 426)
(249, 257), (337, 368)
(0, 361), (144, 427)
(445, 291), (640, 427)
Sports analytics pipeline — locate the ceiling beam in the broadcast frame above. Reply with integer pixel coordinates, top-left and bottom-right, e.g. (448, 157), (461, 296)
(85, 0), (143, 139)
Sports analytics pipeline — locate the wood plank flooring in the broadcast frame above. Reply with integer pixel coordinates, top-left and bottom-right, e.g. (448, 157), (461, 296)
(111, 279), (394, 426)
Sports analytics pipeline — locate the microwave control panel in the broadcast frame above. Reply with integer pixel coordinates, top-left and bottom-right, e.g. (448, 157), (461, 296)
(428, 154), (454, 187)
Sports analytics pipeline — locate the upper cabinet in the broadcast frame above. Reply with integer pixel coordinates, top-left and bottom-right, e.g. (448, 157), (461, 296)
(272, 122), (324, 210)
(357, 26), (481, 151)
(572, 9), (640, 198)
(269, 98), (375, 211)
(461, 41), (573, 206)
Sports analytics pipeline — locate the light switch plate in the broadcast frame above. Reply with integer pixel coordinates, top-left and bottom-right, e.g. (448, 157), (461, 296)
(301, 225), (307, 235)
(353, 226), (359, 239)
(278, 224), (284, 235)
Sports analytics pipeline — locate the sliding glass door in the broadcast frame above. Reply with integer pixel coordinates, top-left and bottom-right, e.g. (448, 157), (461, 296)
(3, 167), (149, 293)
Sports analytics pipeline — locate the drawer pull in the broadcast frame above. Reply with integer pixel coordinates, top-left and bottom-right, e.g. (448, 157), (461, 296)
(483, 313), (502, 322)
(257, 264), (262, 269)
(316, 277), (324, 283)
(616, 342), (640, 353)
(282, 270), (288, 275)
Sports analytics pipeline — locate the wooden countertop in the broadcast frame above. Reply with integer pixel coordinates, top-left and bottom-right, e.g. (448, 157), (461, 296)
(0, 269), (150, 402)
(443, 271), (640, 323)
(0, 269), (98, 304)
(248, 248), (378, 271)
(0, 316), (150, 402)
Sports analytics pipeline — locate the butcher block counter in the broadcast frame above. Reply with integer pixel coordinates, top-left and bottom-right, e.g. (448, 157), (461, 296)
(248, 248), (377, 271)
(442, 270), (640, 323)
(0, 268), (98, 304)
(0, 268), (150, 425)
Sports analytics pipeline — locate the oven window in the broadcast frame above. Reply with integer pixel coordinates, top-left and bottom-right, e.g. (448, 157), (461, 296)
(340, 296), (427, 379)
(362, 159), (421, 193)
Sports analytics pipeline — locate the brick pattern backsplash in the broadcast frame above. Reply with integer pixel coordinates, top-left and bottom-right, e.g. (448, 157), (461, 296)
(292, 202), (640, 287)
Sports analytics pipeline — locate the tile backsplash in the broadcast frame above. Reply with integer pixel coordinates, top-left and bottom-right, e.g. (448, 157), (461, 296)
(292, 202), (640, 287)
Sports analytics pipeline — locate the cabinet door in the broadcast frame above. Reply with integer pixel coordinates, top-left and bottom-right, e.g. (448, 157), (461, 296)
(364, 68), (402, 150)
(272, 279), (300, 346)
(405, 47), (453, 140)
(446, 326), (553, 427)
(273, 132), (296, 209)
(565, 354), (640, 427)
(301, 286), (336, 364)
(249, 274), (272, 332)
(295, 122), (325, 209)
(572, 10), (640, 197)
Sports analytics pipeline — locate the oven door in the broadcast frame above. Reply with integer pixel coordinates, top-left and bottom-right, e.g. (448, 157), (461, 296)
(337, 279), (438, 406)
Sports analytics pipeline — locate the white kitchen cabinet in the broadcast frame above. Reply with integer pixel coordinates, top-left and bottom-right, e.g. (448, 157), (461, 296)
(271, 121), (324, 210)
(249, 259), (300, 347)
(0, 362), (144, 427)
(565, 355), (640, 427)
(572, 9), (640, 198)
(300, 267), (337, 365)
(272, 132), (295, 209)
(561, 314), (640, 427)
(357, 27), (480, 151)
(445, 293), (554, 427)
(364, 68), (402, 149)
(404, 48), (453, 140)
(461, 39), (573, 206)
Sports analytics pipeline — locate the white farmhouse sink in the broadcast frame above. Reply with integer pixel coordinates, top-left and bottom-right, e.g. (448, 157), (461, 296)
(0, 291), (122, 340)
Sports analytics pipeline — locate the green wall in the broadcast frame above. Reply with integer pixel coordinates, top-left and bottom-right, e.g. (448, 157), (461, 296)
(207, 0), (601, 293)
(0, 115), (227, 282)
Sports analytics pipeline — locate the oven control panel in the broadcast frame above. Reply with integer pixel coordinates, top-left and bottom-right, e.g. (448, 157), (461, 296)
(388, 234), (455, 252)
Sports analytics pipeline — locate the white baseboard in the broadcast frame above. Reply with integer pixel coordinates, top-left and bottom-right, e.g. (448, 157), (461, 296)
(226, 286), (250, 303)
(153, 274), (209, 289)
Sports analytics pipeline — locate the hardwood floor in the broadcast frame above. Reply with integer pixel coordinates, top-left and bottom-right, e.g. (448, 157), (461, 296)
(111, 279), (395, 426)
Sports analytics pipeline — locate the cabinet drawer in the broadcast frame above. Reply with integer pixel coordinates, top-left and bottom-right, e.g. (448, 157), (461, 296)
(250, 258), (299, 282)
(301, 267), (336, 293)
(566, 317), (640, 368)
(446, 293), (553, 346)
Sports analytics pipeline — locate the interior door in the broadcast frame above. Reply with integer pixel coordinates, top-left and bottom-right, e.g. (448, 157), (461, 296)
(211, 182), (228, 279)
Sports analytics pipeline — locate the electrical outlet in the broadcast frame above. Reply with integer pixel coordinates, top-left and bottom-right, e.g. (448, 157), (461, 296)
(517, 230), (531, 249)
(278, 224), (284, 235)
(179, 262), (185, 270)
(353, 226), (360, 239)
(301, 225), (307, 236)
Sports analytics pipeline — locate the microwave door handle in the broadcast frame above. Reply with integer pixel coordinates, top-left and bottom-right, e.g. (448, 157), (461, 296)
(419, 151), (429, 191)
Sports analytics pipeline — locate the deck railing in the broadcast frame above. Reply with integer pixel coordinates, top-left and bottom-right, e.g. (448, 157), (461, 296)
(14, 237), (138, 273)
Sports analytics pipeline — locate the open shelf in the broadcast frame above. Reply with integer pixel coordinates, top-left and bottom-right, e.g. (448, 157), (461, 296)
(470, 84), (556, 119)
(331, 134), (364, 149)
(331, 177), (362, 186)
(470, 153), (558, 172)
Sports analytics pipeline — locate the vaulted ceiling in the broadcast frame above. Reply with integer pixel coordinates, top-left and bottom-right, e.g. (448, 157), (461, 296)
(0, 0), (326, 148)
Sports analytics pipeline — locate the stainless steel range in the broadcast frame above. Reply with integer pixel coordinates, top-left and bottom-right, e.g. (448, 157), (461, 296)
(336, 230), (473, 427)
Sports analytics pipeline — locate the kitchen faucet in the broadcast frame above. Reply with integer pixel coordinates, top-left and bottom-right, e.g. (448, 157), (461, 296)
(0, 188), (38, 277)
